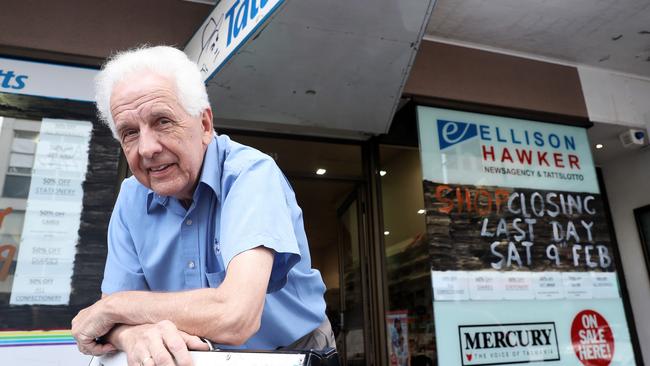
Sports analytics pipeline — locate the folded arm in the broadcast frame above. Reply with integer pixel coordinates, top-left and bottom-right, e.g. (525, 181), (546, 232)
(72, 246), (274, 354)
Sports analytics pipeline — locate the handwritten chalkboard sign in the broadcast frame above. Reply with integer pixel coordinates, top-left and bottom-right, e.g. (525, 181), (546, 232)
(424, 183), (614, 273)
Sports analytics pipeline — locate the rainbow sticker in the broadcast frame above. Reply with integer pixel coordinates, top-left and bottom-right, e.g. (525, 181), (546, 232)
(0, 329), (76, 347)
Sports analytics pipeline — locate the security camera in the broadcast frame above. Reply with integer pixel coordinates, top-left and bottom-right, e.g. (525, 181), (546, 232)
(619, 129), (646, 149)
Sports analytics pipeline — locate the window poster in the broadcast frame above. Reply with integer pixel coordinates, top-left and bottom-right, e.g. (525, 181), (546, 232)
(9, 119), (92, 305)
(387, 311), (410, 366)
(417, 106), (637, 365)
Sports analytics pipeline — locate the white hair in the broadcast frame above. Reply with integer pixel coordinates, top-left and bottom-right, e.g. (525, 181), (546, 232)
(95, 45), (210, 139)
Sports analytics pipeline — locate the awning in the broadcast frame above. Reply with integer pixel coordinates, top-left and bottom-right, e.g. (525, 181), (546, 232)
(185, 0), (436, 139)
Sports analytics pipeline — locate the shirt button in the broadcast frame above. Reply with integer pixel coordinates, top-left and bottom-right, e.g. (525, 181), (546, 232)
(188, 261), (196, 269)
(186, 219), (193, 225)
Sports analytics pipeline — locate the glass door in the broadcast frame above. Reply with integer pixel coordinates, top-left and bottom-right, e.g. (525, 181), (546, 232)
(225, 132), (370, 365)
(337, 189), (370, 366)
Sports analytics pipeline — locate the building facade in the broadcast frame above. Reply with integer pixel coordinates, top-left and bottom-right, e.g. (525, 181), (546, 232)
(0, 4), (649, 366)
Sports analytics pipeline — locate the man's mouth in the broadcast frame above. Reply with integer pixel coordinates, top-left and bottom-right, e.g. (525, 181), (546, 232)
(149, 164), (172, 173)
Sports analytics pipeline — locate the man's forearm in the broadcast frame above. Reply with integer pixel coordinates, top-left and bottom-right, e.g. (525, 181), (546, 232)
(72, 253), (267, 353)
(102, 248), (273, 345)
(104, 288), (240, 342)
(105, 287), (262, 345)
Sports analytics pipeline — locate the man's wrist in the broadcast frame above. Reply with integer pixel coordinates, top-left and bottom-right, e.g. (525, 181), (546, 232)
(105, 324), (131, 350)
(104, 291), (159, 325)
(102, 292), (126, 324)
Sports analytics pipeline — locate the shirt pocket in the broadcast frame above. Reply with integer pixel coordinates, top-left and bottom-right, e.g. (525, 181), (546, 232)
(205, 270), (226, 288)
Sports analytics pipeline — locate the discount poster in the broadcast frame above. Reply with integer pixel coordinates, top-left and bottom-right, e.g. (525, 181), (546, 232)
(10, 119), (92, 305)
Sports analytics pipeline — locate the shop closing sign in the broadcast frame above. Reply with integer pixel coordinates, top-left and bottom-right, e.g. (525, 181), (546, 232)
(417, 106), (637, 365)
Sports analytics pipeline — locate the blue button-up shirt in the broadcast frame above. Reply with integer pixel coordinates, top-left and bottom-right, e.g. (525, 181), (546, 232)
(102, 134), (327, 349)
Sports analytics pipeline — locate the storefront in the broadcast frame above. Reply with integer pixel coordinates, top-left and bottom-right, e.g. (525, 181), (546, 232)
(1, 30), (649, 366)
(0, 56), (122, 363)
(378, 104), (640, 366)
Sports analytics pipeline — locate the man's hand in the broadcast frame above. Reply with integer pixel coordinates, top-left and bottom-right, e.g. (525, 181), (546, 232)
(112, 321), (210, 366)
(71, 297), (117, 355)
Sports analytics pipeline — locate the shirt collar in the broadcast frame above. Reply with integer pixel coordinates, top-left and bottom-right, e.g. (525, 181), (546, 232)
(198, 135), (222, 201)
(146, 191), (168, 213)
(146, 135), (222, 213)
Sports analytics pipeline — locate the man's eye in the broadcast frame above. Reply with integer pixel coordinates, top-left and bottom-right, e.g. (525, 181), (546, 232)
(159, 119), (172, 125)
(121, 129), (138, 140)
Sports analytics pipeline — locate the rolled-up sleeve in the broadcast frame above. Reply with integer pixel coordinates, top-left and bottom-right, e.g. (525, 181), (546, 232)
(101, 187), (148, 294)
(220, 157), (300, 293)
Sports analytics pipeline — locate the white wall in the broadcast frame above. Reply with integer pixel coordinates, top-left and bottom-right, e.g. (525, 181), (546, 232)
(601, 148), (650, 364)
(579, 64), (650, 364)
(579, 66), (650, 129)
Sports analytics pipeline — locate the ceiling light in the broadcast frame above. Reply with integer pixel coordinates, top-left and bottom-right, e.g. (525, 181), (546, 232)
(417, 209), (426, 215)
(379, 170), (387, 176)
(384, 231), (390, 236)
(595, 144), (604, 149)
(316, 168), (327, 175)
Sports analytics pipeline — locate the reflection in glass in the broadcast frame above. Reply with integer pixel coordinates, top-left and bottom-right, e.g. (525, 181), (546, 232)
(2, 175), (31, 198)
(338, 195), (365, 366)
(380, 145), (435, 365)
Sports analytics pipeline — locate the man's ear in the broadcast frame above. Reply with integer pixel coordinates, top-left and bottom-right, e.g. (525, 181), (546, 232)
(201, 108), (214, 145)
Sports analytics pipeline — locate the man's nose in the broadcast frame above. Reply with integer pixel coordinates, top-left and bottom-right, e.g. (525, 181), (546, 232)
(138, 128), (163, 158)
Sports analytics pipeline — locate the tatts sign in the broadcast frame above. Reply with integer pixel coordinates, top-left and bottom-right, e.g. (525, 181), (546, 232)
(184, 0), (285, 82)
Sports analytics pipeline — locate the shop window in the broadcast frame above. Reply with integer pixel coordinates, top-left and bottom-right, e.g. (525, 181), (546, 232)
(379, 104), (641, 366)
(0, 116), (93, 306)
(0, 92), (121, 332)
(394, 105), (640, 366)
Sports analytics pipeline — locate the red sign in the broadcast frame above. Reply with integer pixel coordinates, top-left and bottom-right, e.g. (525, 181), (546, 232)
(571, 309), (615, 366)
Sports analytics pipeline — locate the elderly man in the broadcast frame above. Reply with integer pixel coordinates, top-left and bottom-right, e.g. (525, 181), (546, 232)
(71, 46), (334, 366)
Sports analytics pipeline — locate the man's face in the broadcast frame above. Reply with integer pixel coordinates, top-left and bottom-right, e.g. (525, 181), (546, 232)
(110, 71), (213, 201)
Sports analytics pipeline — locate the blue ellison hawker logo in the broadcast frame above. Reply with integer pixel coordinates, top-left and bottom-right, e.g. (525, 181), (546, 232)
(437, 119), (478, 149)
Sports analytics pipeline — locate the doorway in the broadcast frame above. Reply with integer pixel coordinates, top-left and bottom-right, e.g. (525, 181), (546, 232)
(226, 132), (370, 365)
(336, 188), (370, 366)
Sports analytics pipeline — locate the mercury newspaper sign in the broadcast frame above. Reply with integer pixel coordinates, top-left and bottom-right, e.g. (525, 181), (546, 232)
(458, 322), (560, 365)
(184, 0), (285, 82)
(434, 299), (633, 365)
